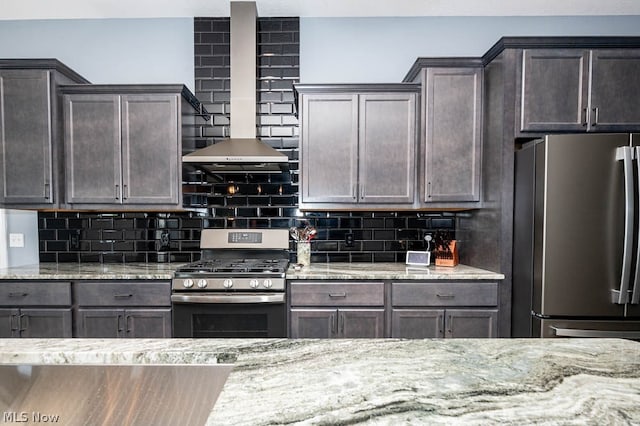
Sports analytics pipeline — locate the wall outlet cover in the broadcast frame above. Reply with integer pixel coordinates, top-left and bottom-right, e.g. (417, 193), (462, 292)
(9, 233), (25, 248)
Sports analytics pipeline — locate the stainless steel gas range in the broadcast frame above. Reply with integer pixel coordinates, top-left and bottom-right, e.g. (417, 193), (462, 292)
(171, 228), (289, 338)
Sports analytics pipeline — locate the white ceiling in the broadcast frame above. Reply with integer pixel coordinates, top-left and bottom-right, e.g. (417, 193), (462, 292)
(1, 0), (640, 20)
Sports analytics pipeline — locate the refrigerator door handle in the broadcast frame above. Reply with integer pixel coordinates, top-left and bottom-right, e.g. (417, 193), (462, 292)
(551, 326), (640, 339)
(633, 146), (640, 304)
(613, 146), (634, 304)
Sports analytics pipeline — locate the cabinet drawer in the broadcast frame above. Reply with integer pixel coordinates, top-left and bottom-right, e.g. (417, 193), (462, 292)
(290, 282), (384, 306)
(74, 281), (171, 307)
(0, 281), (71, 307)
(392, 282), (498, 307)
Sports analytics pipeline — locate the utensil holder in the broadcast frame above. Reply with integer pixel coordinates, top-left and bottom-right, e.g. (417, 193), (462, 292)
(297, 241), (311, 266)
(435, 240), (459, 267)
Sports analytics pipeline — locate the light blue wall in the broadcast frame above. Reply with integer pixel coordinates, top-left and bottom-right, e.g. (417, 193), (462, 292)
(300, 16), (640, 83)
(0, 18), (195, 92)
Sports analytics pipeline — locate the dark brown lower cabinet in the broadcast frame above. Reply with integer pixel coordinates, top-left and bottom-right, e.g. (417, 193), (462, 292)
(76, 308), (171, 338)
(73, 281), (171, 338)
(391, 308), (498, 338)
(289, 281), (385, 338)
(0, 281), (73, 337)
(0, 308), (72, 338)
(391, 281), (499, 338)
(290, 308), (385, 338)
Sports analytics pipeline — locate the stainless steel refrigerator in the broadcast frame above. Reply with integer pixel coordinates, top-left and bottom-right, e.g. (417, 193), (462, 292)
(513, 133), (640, 338)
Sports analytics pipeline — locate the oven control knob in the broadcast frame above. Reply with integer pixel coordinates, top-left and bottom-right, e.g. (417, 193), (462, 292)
(183, 279), (194, 288)
(263, 279), (273, 288)
(249, 279), (260, 289)
(197, 279), (208, 288)
(223, 279), (233, 289)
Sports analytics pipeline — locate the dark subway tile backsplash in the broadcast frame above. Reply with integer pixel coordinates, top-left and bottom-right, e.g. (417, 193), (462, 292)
(37, 16), (460, 264)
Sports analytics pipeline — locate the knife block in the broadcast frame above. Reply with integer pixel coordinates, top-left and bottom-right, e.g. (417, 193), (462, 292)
(435, 240), (459, 267)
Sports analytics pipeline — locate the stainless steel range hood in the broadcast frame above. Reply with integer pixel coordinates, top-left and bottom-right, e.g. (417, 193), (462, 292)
(183, 1), (288, 173)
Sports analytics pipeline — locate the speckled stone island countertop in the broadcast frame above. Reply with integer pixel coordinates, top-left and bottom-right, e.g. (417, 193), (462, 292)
(0, 262), (504, 281)
(0, 338), (638, 425)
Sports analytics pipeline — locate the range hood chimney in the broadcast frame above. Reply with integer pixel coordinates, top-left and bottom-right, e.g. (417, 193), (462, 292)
(183, 1), (288, 173)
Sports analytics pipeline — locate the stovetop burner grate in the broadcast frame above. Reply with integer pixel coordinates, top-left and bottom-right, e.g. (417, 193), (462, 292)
(176, 258), (289, 275)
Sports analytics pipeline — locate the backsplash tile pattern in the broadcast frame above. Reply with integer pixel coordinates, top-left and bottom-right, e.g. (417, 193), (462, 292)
(37, 17), (458, 264)
(38, 211), (455, 263)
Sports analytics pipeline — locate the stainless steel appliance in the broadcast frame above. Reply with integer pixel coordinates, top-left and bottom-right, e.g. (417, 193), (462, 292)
(171, 228), (289, 337)
(513, 133), (640, 338)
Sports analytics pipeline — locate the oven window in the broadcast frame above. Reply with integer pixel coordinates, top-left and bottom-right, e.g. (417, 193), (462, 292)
(193, 313), (270, 337)
(172, 303), (286, 338)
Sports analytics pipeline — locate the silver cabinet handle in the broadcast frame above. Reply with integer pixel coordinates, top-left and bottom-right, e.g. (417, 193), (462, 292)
(436, 294), (455, 299)
(114, 294), (133, 299)
(10, 314), (19, 332)
(117, 314), (124, 333)
(352, 184), (357, 200)
(115, 184), (120, 200)
(592, 107), (599, 126)
(19, 314), (28, 332)
(328, 292), (347, 298)
(360, 184), (365, 200)
(447, 314), (452, 336)
(582, 108), (588, 126)
(437, 313), (444, 337)
(339, 312), (345, 335)
(125, 315), (132, 334)
(123, 184), (128, 200)
(44, 183), (50, 200)
(614, 147), (634, 304)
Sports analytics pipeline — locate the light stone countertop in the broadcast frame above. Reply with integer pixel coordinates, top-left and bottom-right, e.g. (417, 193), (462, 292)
(0, 262), (182, 280)
(0, 338), (638, 425)
(0, 262), (503, 281)
(286, 262), (504, 280)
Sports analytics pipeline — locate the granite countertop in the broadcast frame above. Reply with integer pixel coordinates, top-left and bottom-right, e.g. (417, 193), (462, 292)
(0, 262), (503, 281)
(0, 338), (637, 425)
(0, 262), (182, 280)
(287, 262), (504, 280)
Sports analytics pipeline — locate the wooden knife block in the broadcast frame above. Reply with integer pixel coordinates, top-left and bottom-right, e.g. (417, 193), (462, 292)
(435, 240), (459, 267)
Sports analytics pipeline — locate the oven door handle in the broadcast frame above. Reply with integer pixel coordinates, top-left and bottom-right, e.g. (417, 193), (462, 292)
(171, 293), (285, 304)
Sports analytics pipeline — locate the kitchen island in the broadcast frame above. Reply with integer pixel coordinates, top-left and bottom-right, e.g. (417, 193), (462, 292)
(0, 338), (638, 425)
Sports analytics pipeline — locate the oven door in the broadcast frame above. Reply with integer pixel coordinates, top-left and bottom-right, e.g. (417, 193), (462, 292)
(171, 293), (286, 338)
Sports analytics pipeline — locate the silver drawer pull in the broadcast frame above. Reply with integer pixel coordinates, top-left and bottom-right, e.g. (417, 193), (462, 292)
(436, 294), (455, 299)
(328, 292), (347, 298)
(114, 294), (134, 299)
(8, 292), (28, 298)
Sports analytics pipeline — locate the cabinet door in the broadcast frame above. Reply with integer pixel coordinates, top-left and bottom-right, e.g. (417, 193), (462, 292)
(339, 309), (385, 338)
(20, 309), (72, 338)
(589, 49), (640, 131)
(124, 308), (172, 338)
(64, 94), (122, 204)
(76, 309), (123, 338)
(519, 49), (589, 132)
(391, 309), (443, 338)
(0, 308), (19, 337)
(121, 95), (179, 204)
(359, 93), (415, 204)
(445, 309), (498, 338)
(0, 70), (53, 204)
(300, 94), (358, 203)
(290, 308), (336, 338)
(424, 68), (482, 202)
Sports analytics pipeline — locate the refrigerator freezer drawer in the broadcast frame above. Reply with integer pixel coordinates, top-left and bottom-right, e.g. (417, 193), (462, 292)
(534, 317), (640, 338)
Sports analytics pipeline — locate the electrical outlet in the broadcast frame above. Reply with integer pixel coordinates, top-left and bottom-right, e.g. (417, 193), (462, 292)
(345, 233), (354, 248)
(9, 233), (24, 248)
(69, 231), (81, 250)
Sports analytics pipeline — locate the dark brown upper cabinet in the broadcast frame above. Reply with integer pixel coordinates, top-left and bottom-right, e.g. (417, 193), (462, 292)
(405, 59), (483, 206)
(518, 48), (640, 134)
(61, 84), (201, 211)
(295, 84), (419, 210)
(0, 60), (89, 208)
